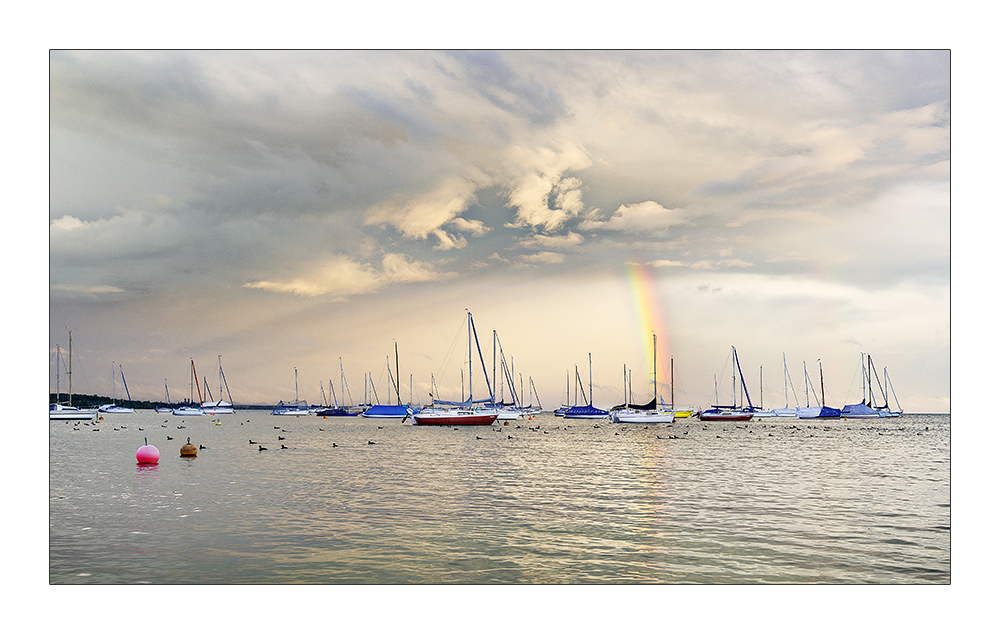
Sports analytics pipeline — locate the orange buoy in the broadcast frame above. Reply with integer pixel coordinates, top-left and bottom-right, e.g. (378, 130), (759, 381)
(180, 437), (198, 457)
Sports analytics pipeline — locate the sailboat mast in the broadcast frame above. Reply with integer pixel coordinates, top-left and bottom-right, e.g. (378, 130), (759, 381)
(67, 330), (73, 406)
(760, 365), (764, 409)
(652, 333), (657, 402)
(818, 359), (826, 407)
(55, 345), (61, 404)
(395, 341), (401, 405)
(589, 353), (594, 406)
(193, 360), (203, 403)
(783, 353), (789, 408)
(467, 311), (473, 401)
(670, 356), (675, 409)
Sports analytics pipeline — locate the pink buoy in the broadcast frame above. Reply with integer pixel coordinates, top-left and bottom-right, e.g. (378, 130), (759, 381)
(136, 438), (160, 464)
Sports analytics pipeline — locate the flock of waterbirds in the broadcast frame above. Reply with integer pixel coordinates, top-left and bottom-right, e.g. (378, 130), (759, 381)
(61, 411), (928, 461)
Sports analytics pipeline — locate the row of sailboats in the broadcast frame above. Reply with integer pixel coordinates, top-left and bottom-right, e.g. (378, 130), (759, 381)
(696, 348), (902, 420)
(52, 326), (901, 422)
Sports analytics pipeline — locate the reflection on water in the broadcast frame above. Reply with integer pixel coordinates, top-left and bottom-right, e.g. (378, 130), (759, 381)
(50, 412), (949, 583)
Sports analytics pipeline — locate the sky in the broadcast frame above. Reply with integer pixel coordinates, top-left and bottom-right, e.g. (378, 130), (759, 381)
(47, 50), (951, 412)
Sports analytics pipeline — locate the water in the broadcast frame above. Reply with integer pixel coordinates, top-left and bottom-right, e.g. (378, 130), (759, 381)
(49, 412), (949, 584)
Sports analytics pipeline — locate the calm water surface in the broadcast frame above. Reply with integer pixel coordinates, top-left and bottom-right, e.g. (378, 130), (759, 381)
(49, 411), (949, 583)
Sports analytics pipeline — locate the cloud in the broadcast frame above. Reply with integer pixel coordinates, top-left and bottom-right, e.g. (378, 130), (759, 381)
(579, 201), (687, 235)
(520, 251), (565, 265)
(244, 253), (448, 298)
(50, 284), (125, 294)
(365, 176), (483, 244)
(519, 232), (584, 250)
(691, 259), (754, 270)
(505, 143), (592, 231)
(649, 259), (687, 268)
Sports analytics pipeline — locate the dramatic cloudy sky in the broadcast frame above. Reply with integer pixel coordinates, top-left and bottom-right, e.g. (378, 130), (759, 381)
(48, 50), (950, 412)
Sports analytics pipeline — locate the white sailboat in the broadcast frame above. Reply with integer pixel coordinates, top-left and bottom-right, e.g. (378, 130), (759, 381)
(99, 363), (135, 413)
(769, 353), (800, 416)
(173, 359), (204, 416)
(155, 379), (173, 413)
(49, 332), (98, 420)
(272, 367), (311, 415)
(202, 355), (235, 414)
(412, 311), (498, 425)
(611, 333), (675, 423)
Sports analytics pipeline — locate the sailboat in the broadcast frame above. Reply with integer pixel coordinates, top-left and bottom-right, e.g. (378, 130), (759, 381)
(841, 353), (882, 418)
(155, 380), (173, 413)
(315, 361), (364, 417)
(272, 367), (311, 415)
(877, 366), (903, 417)
(202, 355), (235, 414)
(554, 371), (572, 416)
(491, 331), (524, 420)
(563, 353), (609, 419)
(796, 359), (841, 419)
(173, 359), (204, 416)
(412, 311), (498, 425)
(49, 332), (98, 420)
(362, 342), (411, 418)
(698, 347), (755, 421)
(664, 356), (695, 418)
(769, 353), (800, 416)
(99, 363), (135, 413)
(611, 333), (675, 423)
(751, 365), (778, 418)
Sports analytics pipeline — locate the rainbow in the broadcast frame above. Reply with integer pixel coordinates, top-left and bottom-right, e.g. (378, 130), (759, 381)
(625, 262), (670, 372)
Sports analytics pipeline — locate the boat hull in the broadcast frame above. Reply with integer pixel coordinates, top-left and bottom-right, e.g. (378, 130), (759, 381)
(413, 412), (497, 426)
(611, 410), (676, 423)
(361, 405), (411, 418)
(314, 408), (362, 417)
(202, 401), (234, 415)
(796, 406), (842, 419)
(172, 407), (203, 416)
(49, 405), (97, 421)
(698, 409), (754, 421)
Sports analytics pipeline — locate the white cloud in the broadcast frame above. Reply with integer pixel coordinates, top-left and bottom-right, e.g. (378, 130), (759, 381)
(365, 175), (484, 245)
(519, 232), (584, 250)
(50, 215), (89, 232)
(244, 253), (447, 298)
(50, 284), (125, 294)
(580, 201), (687, 234)
(505, 142), (592, 231)
(649, 259), (686, 268)
(521, 251), (565, 265)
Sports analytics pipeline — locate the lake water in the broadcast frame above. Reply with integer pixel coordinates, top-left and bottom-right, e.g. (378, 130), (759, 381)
(49, 411), (949, 584)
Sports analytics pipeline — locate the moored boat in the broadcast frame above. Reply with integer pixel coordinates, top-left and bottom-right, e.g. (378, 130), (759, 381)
(563, 354), (609, 420)
(412, 407), (497, 426)
(841, 354), (882, 418)
(698, 346), (756, 422)
(50, 334), (98, 421)
(99, 363), (135, 413)
(202, 355), (235, 414)
(272, 367), (310, 415)
(698, 407), (754, 422)
(796, 359), (841, 419)
(173, 359), (204, 416)
(361, 343), (411, 418)
(770, 353), (799, 416)
(610, 334), (675, 424)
